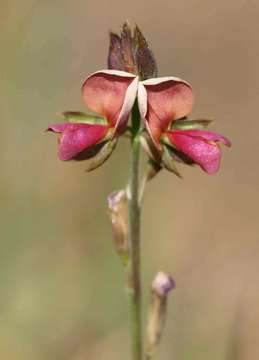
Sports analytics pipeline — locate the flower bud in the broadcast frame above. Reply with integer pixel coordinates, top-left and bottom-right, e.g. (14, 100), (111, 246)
(108, 22), (137, 75)
(134, 25), (158, 80)
(145, 272), (175, 358)
(152, 271), (175, 297)
(108, 22), (158, 80)
(107, 190), (129, 265)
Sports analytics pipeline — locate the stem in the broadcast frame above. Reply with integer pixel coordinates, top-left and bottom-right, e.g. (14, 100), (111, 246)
(126, 105), (142, 360)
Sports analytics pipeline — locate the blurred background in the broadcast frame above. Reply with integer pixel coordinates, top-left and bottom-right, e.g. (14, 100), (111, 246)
(1, 0), (259, 359)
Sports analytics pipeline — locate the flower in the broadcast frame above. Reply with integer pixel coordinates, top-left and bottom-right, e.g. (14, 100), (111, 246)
(166, 129), (231, 174)
(152, 271), (175, 297)
(48, 70), (138, 161)
(138, 77), (231, 174)
(48, 60), (230, 174)
(146, 272), (175, 358)
(107, 190), (129, 264)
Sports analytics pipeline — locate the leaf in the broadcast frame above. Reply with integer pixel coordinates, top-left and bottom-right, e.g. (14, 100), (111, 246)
(62, 111), (107, 125)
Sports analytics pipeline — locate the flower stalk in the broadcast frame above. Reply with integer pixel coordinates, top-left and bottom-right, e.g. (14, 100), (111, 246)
(126, 104), (142, 360)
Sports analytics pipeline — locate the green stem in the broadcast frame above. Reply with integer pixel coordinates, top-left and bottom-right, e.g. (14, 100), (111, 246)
(126, 106), (142, 360)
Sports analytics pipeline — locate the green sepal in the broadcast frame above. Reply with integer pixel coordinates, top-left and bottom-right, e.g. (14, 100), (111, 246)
(140, 132), (161, 164)
(62, 111), (107, 125)
(161, 136), (195, 165)
(85, 138), (117, 172)
(162, 146), (182, 178)
(172, 119), (212, 130)
(145, 158), (162, 182)
(162, 141), (195, 165)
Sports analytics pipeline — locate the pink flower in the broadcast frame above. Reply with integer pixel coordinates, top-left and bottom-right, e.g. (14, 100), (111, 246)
(138, 77), (231, 174)
(47, 123), (109, 161)
(48, 70), (138, 161)
(166, 129), (231, 174)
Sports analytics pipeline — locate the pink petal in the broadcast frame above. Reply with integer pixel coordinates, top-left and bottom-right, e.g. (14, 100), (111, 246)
(48, 123), (109, 161)
(47, 123), (73, 133)
(82, 70), (138, 135)
(138, 77), (194, 147)
(166, 129), (230, 174)
(177, 129), (232, 147)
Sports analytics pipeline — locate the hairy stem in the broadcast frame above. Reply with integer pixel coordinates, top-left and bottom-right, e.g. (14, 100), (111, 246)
(126, 105), (142, 360)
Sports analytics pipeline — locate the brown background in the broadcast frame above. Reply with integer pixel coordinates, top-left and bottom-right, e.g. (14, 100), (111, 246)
(0, 0), (258, 359)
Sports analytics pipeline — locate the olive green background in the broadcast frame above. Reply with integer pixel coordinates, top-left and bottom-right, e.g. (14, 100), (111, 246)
(1, 0), (258, 359)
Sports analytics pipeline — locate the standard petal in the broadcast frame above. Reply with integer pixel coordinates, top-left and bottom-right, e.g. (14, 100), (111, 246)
(139, 77), (194, 147)
(113, 75), (138, 135)
(166, 129), (230, 174)
(48, 123), (109, 161)
(82, 70), (138, 133)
